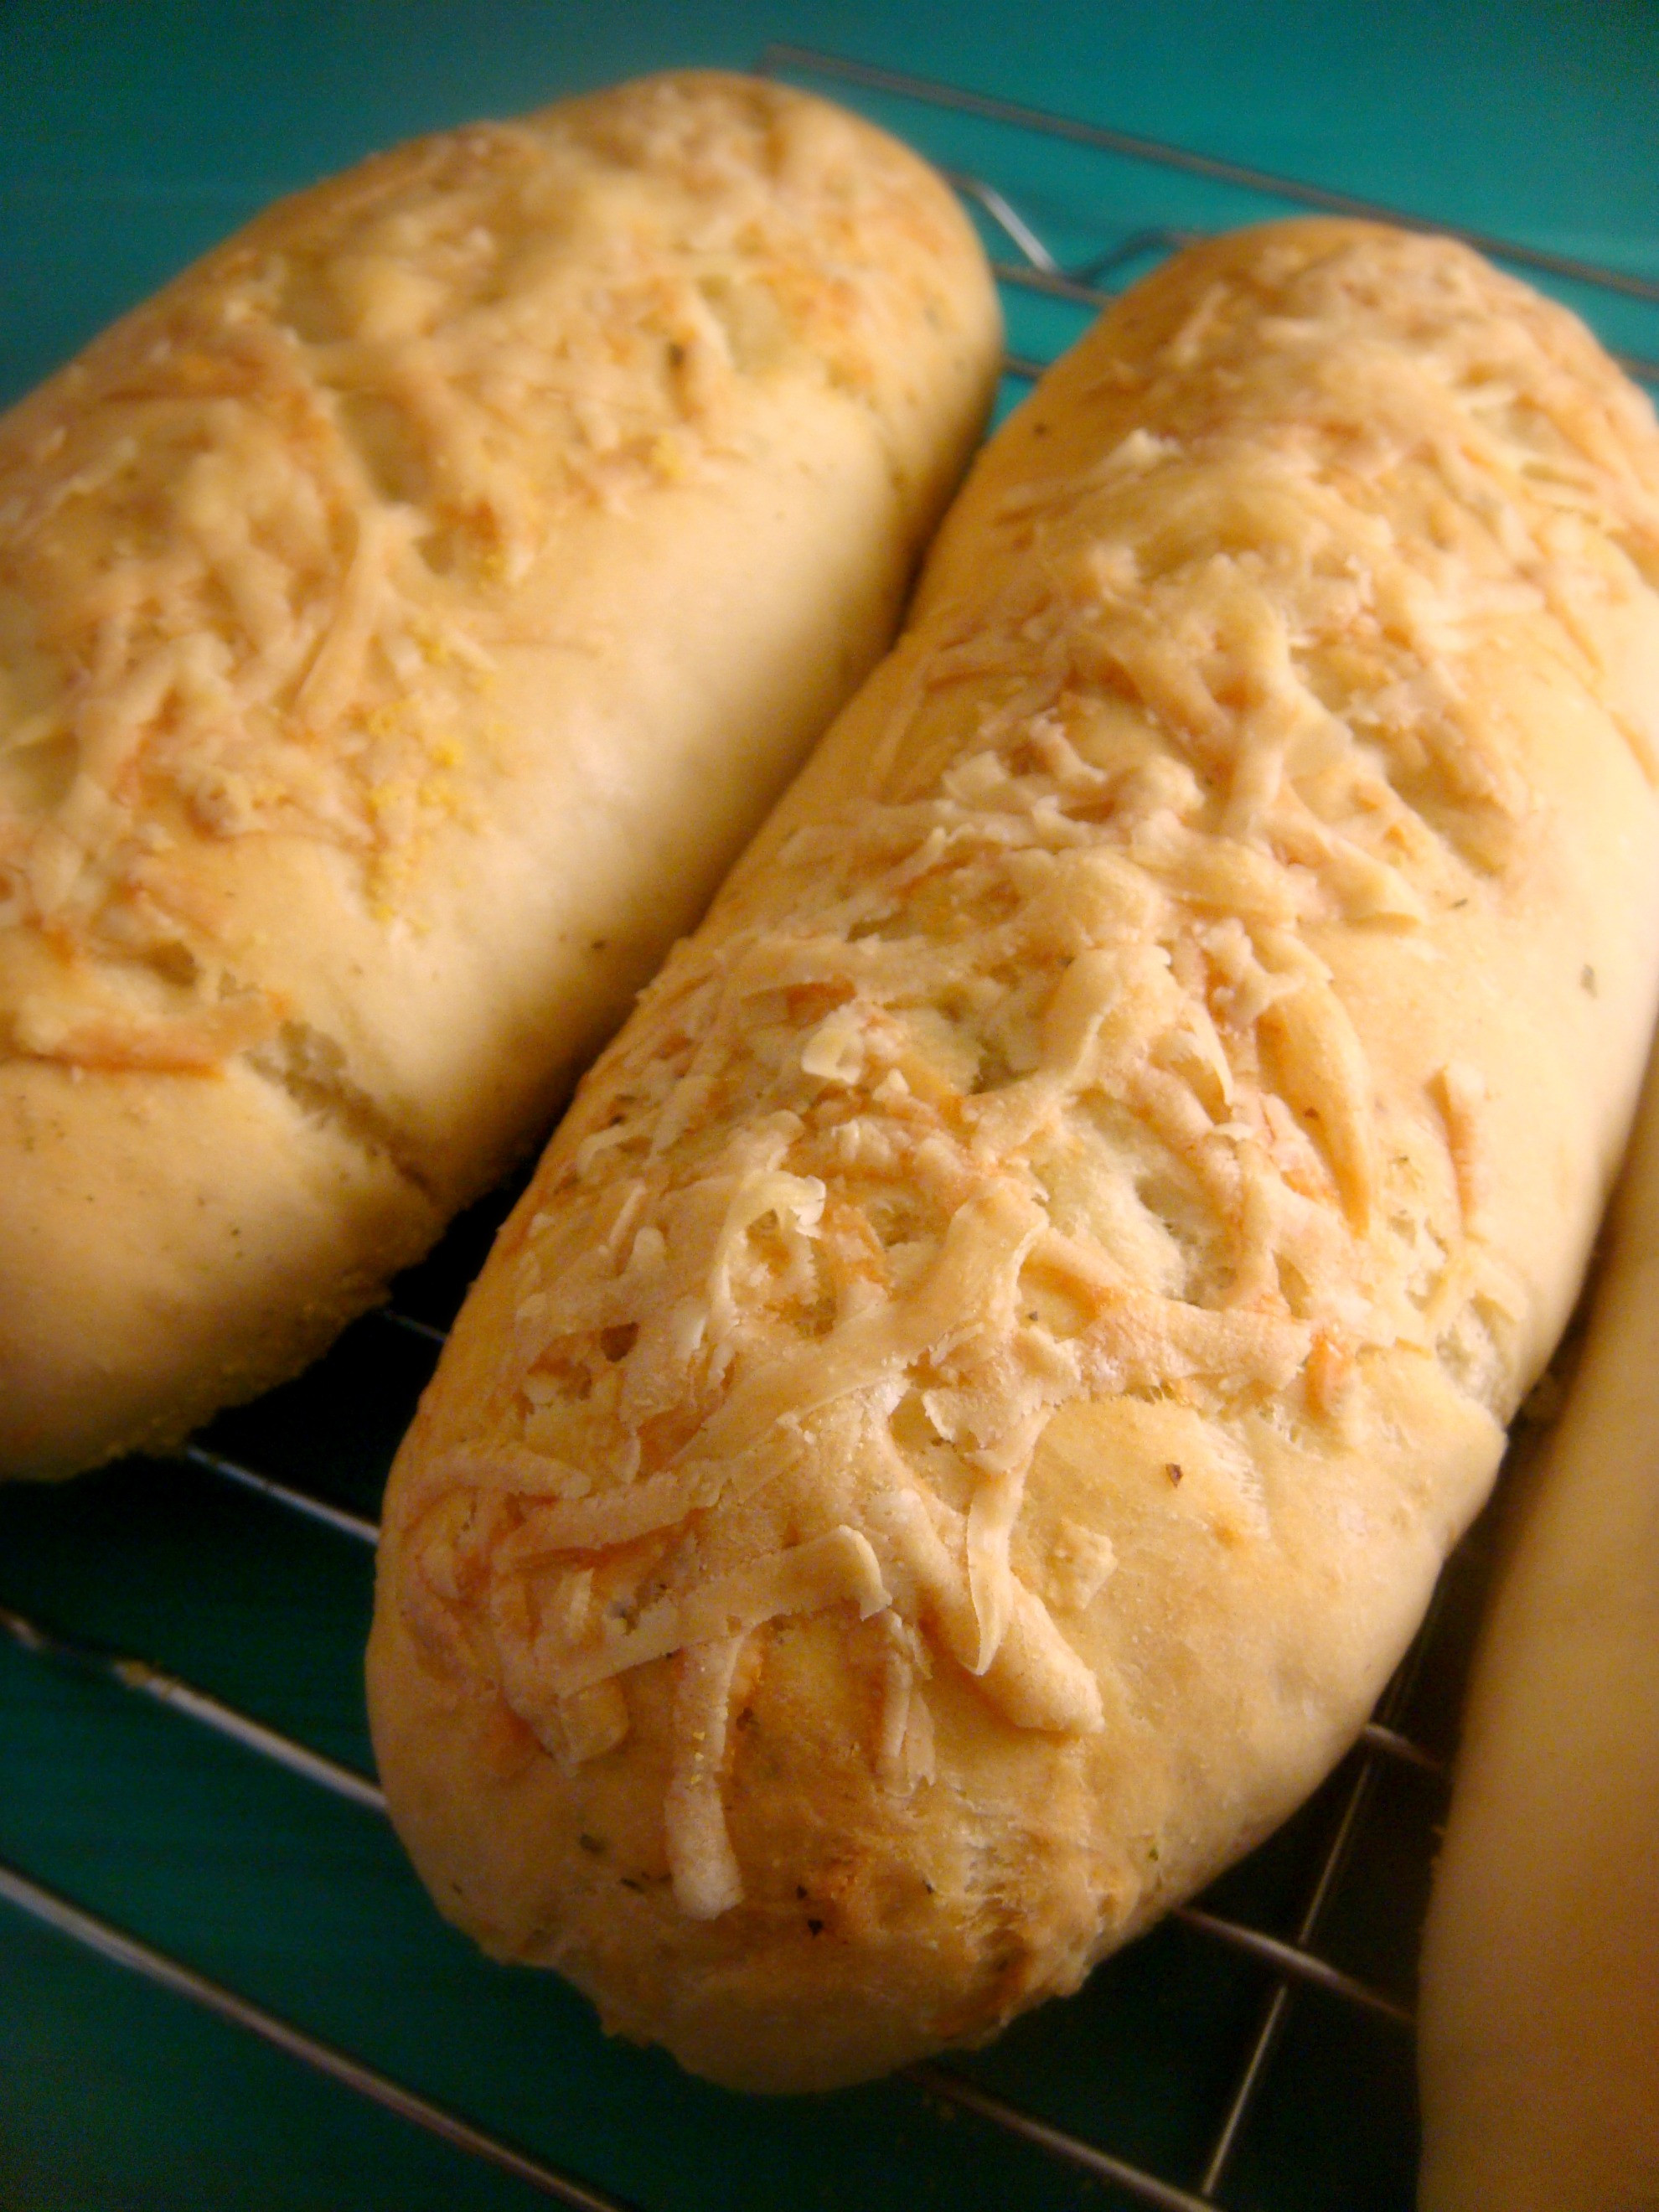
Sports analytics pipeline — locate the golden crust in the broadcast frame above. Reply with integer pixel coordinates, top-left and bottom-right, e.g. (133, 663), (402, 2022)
(370, 219), (1659, 2090)
(0, 70), (1001, 1477)
(1418, 1047), (1659, 2209)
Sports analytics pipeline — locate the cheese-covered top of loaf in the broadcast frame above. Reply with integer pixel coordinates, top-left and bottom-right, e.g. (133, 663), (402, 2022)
(381, 223), (1659, 1982)
(0, 72), (985, 1076)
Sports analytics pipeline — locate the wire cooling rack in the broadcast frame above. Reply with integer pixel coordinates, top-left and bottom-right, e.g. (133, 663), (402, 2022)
(3, 44), (1656, 2212)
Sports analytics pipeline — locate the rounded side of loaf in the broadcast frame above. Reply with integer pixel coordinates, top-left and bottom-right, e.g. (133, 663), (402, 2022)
(1417, 1047), (1659, 2212)
(0, 70), (1002, 1477)
(369, 219), (1659, 2091)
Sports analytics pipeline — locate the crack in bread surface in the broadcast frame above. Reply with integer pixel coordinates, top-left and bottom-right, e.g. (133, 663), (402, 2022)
(245, 1016), (442, 1200)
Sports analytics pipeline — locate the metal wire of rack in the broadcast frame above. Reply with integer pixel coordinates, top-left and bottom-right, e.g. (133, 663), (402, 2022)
(3, 41), (1653, 2212)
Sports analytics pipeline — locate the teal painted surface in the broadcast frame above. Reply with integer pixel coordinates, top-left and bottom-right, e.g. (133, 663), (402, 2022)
(4, 0), (1658, 406)
(1, 3), (1653, 2206)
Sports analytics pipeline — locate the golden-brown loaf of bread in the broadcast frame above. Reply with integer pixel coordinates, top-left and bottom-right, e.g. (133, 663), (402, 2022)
(369, 220), (1659, 2091)
(0, 72), (1001, 1478)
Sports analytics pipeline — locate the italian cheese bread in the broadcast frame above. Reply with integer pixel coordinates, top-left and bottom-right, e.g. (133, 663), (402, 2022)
(369, 220), (1659, 2091)
(0, 71), (1001, 1479)
(1418, 1041), (1659, 2211)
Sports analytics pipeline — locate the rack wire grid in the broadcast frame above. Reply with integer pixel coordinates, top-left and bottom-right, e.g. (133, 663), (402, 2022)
(3, 42), (1656, 2212)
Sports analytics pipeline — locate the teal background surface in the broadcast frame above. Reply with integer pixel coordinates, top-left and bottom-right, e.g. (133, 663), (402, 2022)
(2, 3), (1655, 2208)
(5, 0), (1659, 413)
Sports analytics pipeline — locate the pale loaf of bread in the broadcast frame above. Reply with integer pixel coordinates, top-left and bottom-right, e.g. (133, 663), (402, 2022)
(368, 220), (1659, 2091)
(1418, 1041), (1659, 2212)
(0, 72), (1001, 1479)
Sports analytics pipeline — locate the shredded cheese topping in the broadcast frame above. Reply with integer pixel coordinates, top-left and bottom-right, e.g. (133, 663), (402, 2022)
(397, 225), (1659, 1920)
(0, 74), (974, 1071)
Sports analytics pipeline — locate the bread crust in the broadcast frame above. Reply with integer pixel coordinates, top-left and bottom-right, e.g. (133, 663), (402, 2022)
(0, 71), (1001, 1476)
(370, 219), (1659, 2091)
(1418, 1047), (1659, 2210)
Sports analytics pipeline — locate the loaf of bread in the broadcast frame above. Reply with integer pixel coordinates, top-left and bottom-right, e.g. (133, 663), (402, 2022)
(369, 220), (1659, 2091)
(1418, 1042), (1659, 2211)
(0, 72), (1000, 1479)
